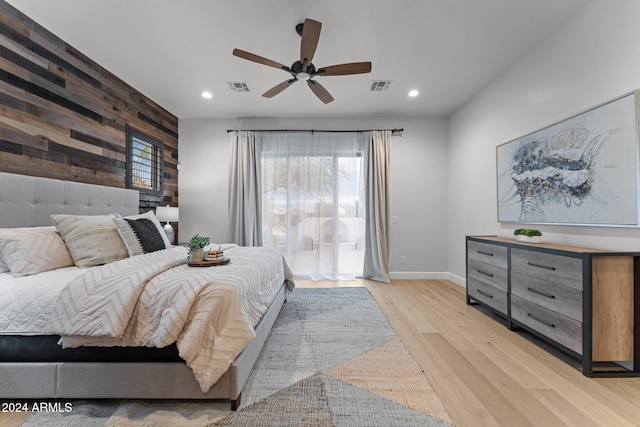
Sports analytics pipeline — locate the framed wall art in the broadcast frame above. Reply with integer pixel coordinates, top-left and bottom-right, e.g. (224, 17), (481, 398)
(497, 91), (640, 226)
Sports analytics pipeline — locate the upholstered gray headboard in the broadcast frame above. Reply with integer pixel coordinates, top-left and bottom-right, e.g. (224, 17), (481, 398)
(0, 172), (140, 228)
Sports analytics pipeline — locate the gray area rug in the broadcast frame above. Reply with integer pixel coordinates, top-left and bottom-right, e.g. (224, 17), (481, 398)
(21, 287), (453, 426)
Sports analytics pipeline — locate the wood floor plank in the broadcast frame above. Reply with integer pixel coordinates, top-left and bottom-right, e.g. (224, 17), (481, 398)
(471, 338), (551, 389)
(429, 376), (503, 427)
(595, 378), (640, 407)
(463, 350), (566, 426)
(415, 290), (497, 353)
(528, 389), (611, 427)
(423, 332), (535, 426)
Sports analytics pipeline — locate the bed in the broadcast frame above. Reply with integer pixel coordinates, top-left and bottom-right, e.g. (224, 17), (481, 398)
(0, 172), (294, 410)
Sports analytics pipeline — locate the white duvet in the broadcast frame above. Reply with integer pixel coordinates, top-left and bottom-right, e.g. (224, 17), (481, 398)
(0, 267), (85, 335)
(2, 245), (293, 393)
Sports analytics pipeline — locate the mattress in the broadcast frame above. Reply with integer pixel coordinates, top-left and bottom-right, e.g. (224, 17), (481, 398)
(0, 267), (85, 335)
(0, 335), (181, 362)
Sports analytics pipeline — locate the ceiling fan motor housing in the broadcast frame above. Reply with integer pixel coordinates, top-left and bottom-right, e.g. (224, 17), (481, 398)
(291, 61), (316, 79)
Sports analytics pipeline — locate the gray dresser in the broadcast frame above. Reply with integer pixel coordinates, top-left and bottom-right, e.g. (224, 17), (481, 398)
(466, 236), (639, 377)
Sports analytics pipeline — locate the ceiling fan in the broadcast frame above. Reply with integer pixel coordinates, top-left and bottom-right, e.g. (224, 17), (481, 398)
(232, 19), (372, 104)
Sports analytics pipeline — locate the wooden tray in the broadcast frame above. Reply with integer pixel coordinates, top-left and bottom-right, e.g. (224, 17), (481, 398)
(188, 257), (230, 267)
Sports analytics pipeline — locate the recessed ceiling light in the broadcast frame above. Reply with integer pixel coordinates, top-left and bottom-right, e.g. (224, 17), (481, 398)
(408, 90), (419, 97)
(201, 91), (213, 99)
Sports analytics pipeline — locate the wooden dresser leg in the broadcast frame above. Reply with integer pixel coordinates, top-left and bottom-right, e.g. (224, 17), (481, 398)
(231, 393), (241, 411)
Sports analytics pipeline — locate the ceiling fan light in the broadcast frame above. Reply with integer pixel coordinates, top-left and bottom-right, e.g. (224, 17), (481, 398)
(297, 72), (311, 81)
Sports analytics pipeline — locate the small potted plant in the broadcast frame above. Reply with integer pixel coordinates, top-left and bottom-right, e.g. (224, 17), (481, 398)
(513, 228), (542, 243)
(186, 234), (210, 262)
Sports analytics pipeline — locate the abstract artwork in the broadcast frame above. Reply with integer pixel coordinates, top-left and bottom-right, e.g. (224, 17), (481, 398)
(497, 91), (640, 226)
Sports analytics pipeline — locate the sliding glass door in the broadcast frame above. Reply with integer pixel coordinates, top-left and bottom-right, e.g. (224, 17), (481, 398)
(261, 132), (366, 280)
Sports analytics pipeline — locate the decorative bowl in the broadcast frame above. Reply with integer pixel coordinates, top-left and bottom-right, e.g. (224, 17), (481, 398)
(205, 251), (224, 261)
(516, 235), (541, 243)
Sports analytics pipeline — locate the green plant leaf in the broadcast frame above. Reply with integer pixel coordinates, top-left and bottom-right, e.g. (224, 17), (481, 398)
(186, 234), (210, 250)
(514, 228), (541, 237)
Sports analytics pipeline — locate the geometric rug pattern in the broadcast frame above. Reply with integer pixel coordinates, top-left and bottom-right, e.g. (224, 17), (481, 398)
(21, 287), (453, 427)
(212, 287), (453, 426)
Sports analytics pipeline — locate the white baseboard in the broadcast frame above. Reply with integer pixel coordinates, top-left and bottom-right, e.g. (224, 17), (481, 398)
(447, 273), (466, 288)
(388, 271), (466, 288)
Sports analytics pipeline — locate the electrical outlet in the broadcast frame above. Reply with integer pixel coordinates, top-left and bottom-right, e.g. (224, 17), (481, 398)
(400, 256), (406, 264)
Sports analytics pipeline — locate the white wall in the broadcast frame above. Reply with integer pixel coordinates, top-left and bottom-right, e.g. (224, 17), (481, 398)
(178, 116), (449, 278)
(448, 0), (640, 280)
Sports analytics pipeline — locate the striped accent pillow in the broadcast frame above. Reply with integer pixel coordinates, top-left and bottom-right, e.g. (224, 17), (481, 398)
(51, 214), (128, 268)
(0, 227), (74, 277)
(113, 210), (171, 256)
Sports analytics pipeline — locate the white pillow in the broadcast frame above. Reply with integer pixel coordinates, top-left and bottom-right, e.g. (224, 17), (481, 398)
(113, 210), (171, 256)
(0, 226), (74, 277)
(51, 214), (128, 268)
(0, 256), (8, 273)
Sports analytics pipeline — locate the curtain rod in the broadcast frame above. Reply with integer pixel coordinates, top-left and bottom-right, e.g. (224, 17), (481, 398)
(226, 128), (403, 134)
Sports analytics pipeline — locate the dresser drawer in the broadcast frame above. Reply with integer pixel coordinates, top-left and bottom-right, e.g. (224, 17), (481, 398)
(467, 240), (508, 269)
(511, 295), (582, 355)
(511, 248), (582, 290)
(511, 272), (582, 322)
(467, 278), (508, 315)
(467, 258), (508, 291)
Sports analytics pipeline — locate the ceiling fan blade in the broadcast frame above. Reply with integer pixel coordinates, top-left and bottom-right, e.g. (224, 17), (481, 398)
(233, 48), (289, 71)
(307, 80), (334, 104)
(262, 79), (297, 98)
(300, 19), (321, 66)
(316, 62), (372, 76)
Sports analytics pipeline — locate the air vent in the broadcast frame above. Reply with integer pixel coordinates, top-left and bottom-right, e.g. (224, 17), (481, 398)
(227, 81), (250, 92)
(370, 81), (392, 91)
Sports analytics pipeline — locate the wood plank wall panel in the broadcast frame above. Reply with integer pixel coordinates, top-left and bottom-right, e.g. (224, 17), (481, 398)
(0, 1), (178, 208)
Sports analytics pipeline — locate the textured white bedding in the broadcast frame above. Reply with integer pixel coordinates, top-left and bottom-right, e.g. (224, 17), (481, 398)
(1, 245), (293, 392)
(0, 266), (85, 335)
(49, 245), (293, 392)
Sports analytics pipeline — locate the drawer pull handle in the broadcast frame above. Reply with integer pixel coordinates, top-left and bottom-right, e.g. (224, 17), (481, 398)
(527, 312), (555, 328)
(527, 287), (555, 299)
(477, 250), (494, 257)
(527, 261), (556, 271)
(476, 289), (493, 299)
(477, 270), (494, 278)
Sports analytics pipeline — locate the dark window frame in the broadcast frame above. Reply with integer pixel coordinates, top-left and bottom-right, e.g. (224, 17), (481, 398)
(125, 125), (164, 204)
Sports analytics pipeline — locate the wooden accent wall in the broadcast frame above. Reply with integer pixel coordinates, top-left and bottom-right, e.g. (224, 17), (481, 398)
(0, 1), (178, 208)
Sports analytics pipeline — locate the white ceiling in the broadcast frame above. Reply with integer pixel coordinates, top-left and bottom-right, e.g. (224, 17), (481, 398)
(6, 0), (593, 119)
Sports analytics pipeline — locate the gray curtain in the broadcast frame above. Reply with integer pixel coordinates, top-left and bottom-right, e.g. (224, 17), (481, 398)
(362, 130), (391, 282)
(227, 131), (263, 246)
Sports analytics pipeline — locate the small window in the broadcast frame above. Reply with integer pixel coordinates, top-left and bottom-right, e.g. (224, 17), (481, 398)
(126, 125), (163, 201)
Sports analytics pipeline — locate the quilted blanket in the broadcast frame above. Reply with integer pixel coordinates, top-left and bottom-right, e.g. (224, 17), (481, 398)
(47, 245), (293, 392)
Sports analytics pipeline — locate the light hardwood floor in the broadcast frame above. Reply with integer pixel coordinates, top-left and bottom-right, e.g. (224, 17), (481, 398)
(2, 279), (639, 426)
(361, 279), (640, 427)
